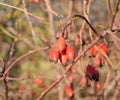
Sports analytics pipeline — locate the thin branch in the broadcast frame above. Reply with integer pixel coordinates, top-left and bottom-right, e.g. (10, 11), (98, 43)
(109, 33), (120, 51)
(6, 37), (18, 67)
(37, 33), (53, 47)
(62, 20), (73, 37)
(110, 0), (120, 29)
(107, 0), (113, 17)
(84, 0), (93, 40)
(4, 46), (49, 75)
(72, 14), (99, 35)
(0, 2), (47, 24)
(44, 0), (55, 42)
(0, 58), (4, 67)
(3, 77), (8, 100)
(44, 0), (61, 19)
(104, 71), (120, 96)
(62, 14), (99, 37)
(22, 0), (37, 46)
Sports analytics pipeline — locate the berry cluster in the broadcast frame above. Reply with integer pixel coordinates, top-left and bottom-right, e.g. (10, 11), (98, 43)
(48, 36), (75, 66)
(89, 44), (108, 57)
(89, 44), (108, 67)
(82, 43), (108, 92)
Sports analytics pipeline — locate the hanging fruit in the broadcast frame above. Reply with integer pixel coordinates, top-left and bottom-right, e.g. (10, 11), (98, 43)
(96, 82), (101, 93)
(94, 56), (105, 67)
(59, 51), (68, 66)
(86, 64), (99, 81)
(66, 45), (75, 62)
(89, 45), (99, 57)
(86, 64), (94, 80)
(89, 44), (108, 57)
(92, 67), (99, 81)
(34, 78), (43, 86)
(56, 37), (66, 53)
(68, 74), (74, 83)
(31, 0), (39, 3)
(75, 35), (80, 46)
(99, 44), (108, 55)
(65, 85), (74, 99)
(48, 48), (59, 64)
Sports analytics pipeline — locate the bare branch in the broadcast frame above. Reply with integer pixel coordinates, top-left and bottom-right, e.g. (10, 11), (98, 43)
(4, 46), (49, 75)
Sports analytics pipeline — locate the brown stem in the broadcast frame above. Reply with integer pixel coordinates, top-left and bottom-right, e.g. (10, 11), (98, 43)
(0, 2), (46, 24)
(3, 77), (8, 100)
(110, 0), (120, 29)
(4, 46), (49, 75)
(44, 0), (55, 42)
(62, 14), (99, 38)
(107, 0), (113, 17)
(72, 14), (99, 35)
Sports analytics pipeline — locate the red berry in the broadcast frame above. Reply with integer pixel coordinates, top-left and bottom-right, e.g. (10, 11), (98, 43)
(19, 85), (25, 91)
(96, 82), (101, 92)
(71, 67), (76, 73)
(48, 48), (59, 63)
(59, 51), (68, 65)
(56, 37), (66, 52)
(99, 44), (108, 54)
(94, 56), (105, 67)
(75, 35), (80, 46)
(65, 86), (74, 99)
(34, 78), (43, 86)
(31, 0), (39, 3)
(94, 57), (101, 67)
(68, 74), (74, 83)
(66, 45), (75, 61)
(89, 45), (99, 57)
(80, 77), (87, 87)
(93, 67), (99, 81)
(89, 44), (108, 57)
(86, 64), (94, 78)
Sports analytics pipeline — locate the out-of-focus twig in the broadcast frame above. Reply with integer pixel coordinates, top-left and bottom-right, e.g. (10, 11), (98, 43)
(84, 0), (93, 40)
(3, 77), (8, 100)
(6, 38), (18, 67)
(37, 33), (53, 47)
(67, 0), (74, 19)
(4, 46), (49, 75)
(0, 25), (15, 39)
(110, 0), (120, 29)
(104, 71), (120, 96)
(62, 14), (99, 36)
(109, 32), (120, 51)
(72, 14), (99, 35)
(44, 0), (55, 42)
(22, 0), (38, 46)
(0, 2), (47, 24)
(44, 0), (61, 19)
(107, 0), (113, 17)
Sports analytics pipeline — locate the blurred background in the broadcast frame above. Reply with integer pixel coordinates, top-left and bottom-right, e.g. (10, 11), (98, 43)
(0, 0), (120, 100)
